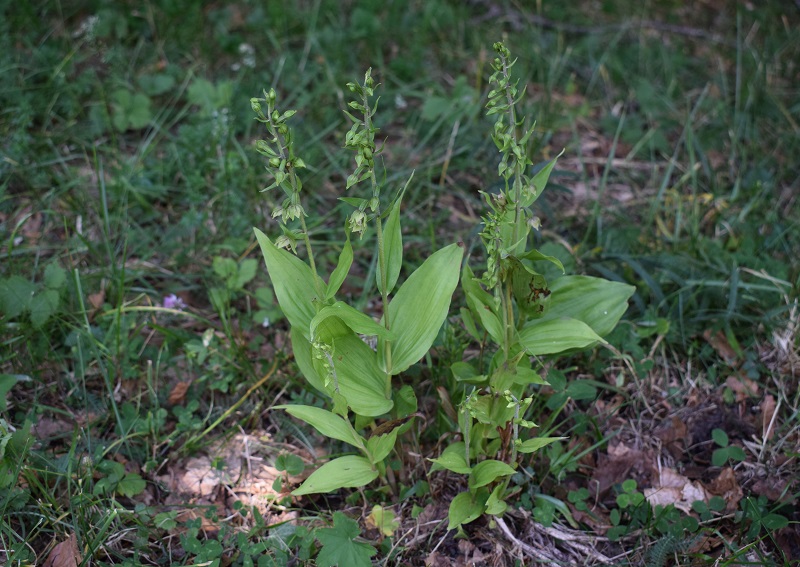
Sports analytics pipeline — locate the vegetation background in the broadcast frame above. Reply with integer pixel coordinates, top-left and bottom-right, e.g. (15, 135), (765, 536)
(1, 0), (798, 565)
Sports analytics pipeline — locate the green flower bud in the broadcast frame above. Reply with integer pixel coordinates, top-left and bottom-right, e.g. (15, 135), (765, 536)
(250, 98), (262, 114)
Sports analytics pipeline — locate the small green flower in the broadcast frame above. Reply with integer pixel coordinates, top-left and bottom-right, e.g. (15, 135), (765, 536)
(348, 210), (368, 235)
(285, 203), (305, 221)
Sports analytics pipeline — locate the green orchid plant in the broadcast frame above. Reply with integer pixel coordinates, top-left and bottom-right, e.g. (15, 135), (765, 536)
(432, 43), (636, 531)
(251, 70), (462, 495)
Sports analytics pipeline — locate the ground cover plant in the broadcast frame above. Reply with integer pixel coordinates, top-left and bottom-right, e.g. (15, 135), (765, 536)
(1, 1), (799, 565)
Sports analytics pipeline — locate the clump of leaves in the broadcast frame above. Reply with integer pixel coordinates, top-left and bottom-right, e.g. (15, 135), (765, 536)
(251, 71), (461, 495)
(435, 42), (635, 531)
(0, 263), (67, 328)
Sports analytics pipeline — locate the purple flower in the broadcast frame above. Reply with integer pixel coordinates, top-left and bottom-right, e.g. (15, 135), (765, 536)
(162, 294), (186, 310)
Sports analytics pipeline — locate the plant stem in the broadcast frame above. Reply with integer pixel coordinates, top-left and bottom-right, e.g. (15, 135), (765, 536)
(363, 92), (393, 393)
(501, 54), (524, 251)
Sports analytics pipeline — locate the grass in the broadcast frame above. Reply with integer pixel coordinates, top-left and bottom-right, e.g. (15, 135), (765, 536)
(1, 0), (799, 565)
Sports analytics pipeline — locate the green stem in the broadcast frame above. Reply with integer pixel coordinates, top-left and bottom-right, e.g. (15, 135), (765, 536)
(501, 54), (524, 253)
(268, 109), (324, 300)
(363, 93), (393, 395)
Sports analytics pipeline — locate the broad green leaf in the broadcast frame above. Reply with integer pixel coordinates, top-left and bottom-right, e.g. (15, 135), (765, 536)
(126, 93), (152, 129)
(325, 232), (353, 300)
(277, 405), (362, 449)
(429, 442), (471, 474)
(524, 151), (563, 207)
(519, 317), (606, 356)
(313, 325), (392, 417)
(517, 436), (566, 454)
(117, 473), (146, 497)
(761, 513), (789, 531)
(335, 334), (392, 416)
(519, 248), (565, 273)
(485, 484), (508, 515)
(447, 490), (488, 530)
(461, 265), (503, 344)
(292, 455), (378, 495)
(275, 453), (305, 476)
(489, 366), (519, 392)
(366, 427), (399, 464)
(504, 256), (550, 318)
(451, 361), (486, 385)
(543, 276), (635, 337)
(0, 276), (35, 319)
(513, 366), (547, 386)
(254, 228), (325, 335)
(316, 512), (377, 567)
(235, 259), (258, 289)
(469, 460), (516, 489)
(377, 182), (407, 295)
(394, 385), (417, 418)
(290, 327), (328, 394)
(311, 302), (393, 341)
(43, 264), (66, 290)
(466, 290), (504, 344)
(566, 380), (598, 401)
(380, 243), (462, 374)
(213, 256), (237, 279)
(459, 306), (481, 341)
(138, 73), (175, 96)
(30, 290), (59, 327)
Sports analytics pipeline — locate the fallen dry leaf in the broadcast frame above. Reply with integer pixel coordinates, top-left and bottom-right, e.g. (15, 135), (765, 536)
(32, 416), (74, 440)
(590, 442), (645, 497)
(761, 394), (778, 440)
(88, 290), (105, 310)
(655, 416), (689, 460)
(176, 456), (238, 498)
(703, 329), (740, 366)
(751, 476), (792, 503)
(705, 467), (743, 512)
(725, 374), (759, 401)
(644, 468), (708, 514)
(425, 551), (454, 567)
(42, 533), (80, 567)
(167, 381), (190, 405)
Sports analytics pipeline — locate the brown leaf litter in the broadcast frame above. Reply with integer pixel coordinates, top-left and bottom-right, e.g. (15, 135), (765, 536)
(42, 533), (81, 567)
(159, 430), (308, 527)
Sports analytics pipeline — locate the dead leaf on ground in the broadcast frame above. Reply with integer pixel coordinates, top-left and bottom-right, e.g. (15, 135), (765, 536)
(589, 442), (645, 497)
(751, 476), (793, 504)
(724, 374), (759, 401)
(175, 455), (239, 498)
(42, 533), (81, 567)
(761, 394), (778, 440)
(425, 551), (454, 567)
(88, 290), (105, 310)
(655, 416), (689, 460)
(32, 416), (74, 440)
(702, 329), (740, 366)
(705, 467), (743, 512)
(776, 525), (800, 562)
(644, 468), (708, 514)
(167, 381), (190, 405)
